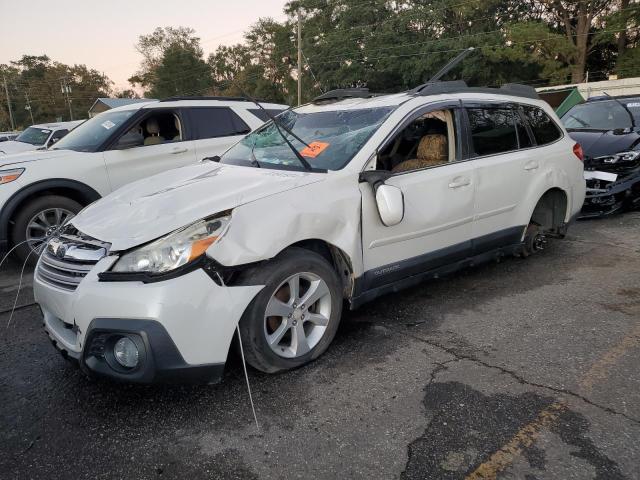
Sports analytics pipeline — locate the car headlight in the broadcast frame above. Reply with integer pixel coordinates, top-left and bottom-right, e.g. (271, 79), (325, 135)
(0, 168), (24, 184)
(111, 212), (231, 274)
(596, 151), (640, 164)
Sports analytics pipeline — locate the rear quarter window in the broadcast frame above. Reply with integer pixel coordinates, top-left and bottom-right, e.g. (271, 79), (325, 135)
(189, 107), (251, 139)
(522, 106), (562, 145)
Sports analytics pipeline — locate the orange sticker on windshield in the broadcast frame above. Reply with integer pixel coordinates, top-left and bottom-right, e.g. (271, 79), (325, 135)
(300, 141), (330, 158)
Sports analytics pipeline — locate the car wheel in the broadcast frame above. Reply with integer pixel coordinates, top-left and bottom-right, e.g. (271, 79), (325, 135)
(237, 247), (343, 373)
(11, 195), (82, 263)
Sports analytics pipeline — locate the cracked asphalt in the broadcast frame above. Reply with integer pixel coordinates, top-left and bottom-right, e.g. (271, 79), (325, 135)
(1, 212), (640, 479)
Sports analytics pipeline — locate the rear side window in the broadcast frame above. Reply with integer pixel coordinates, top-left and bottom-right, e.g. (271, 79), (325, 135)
(189, 107), (251, 139)
(515, 112), (533, 149)
(467, 108), (519, 156)
(522, 106), (562, 145)
(247, 108), (287, 122)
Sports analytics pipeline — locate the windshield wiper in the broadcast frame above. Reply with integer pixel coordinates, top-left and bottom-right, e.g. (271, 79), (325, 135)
(603, 91), (636, 129)
(234, 86), (314, 171)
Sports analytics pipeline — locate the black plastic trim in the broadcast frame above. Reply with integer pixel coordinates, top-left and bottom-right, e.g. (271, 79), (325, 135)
(98, 255), (208, 283)
(80, 318), (225, 384)
(352, 225), (525, 306)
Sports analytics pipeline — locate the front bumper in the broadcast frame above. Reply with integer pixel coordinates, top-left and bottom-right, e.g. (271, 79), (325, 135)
(580, 171), (640, 219)
(35, 255), (263, 384)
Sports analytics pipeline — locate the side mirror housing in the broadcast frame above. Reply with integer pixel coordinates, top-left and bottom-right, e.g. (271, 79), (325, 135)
(376, 184), (404, 226)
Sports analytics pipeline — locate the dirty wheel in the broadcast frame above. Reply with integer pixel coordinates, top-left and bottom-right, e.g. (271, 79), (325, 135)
(520, 222), (547, 258)
(237, 247), (343, 373)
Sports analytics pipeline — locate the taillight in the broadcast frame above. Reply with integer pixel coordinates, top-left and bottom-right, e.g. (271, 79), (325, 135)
(573, 143), (584, 162)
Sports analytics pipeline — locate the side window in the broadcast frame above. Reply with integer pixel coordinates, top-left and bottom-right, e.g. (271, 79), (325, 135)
(247, 108), (287, 122)
(467, 108), (519, 156)
(189, 107), (251, 140)
(114, 110), (183, 149)
(377, 108), (458, 173)
(522, 106), (562, 145)
(48, 129), (68, 146)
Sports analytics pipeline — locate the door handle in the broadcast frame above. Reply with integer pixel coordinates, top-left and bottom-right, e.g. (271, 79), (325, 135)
(524, 161), (539, 171)
(448, 177), (471, 189)
(171, 147), (188, 154)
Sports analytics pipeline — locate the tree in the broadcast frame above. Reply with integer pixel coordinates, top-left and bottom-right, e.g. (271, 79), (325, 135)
(129, 26), (212, 98)
(0, 55), (111, 129)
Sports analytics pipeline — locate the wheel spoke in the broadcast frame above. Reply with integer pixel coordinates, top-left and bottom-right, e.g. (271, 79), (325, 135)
(300, 279), (330, 307)
(28, 224), (47, 232)
(292, 323), (310, 356)
(37, 212), (50, 226)
(54, 208), (62, 225)
(265, 297), (294, 318)
(267, 321), (289, 346)
(288, 275), (300, 302)
(306, 312), (329, 327)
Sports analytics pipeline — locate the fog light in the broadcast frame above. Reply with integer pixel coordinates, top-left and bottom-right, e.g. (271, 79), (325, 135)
(113, 337), (139, 368)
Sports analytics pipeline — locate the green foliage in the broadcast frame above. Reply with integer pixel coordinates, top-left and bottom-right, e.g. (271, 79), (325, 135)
(129, 26), (212, 98)
(0, 55), (111, 130)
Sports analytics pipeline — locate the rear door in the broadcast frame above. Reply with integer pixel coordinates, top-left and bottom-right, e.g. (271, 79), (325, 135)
(188, 107), (252, 160)
(466, 104), (535, 251)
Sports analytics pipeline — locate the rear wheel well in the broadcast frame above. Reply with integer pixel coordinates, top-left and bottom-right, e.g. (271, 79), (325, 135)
(530, 188), (568, 233)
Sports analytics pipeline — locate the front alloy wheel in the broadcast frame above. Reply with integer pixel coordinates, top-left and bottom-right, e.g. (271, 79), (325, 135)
(264, 272), (332, 358)
(237, 247), (343, 373)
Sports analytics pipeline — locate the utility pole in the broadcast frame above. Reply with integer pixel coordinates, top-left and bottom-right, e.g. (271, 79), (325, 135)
(297, 8), (302, 106)
(24, 91), (34, 125)
(3, 75), (15, 131)
(61, 77), (73, 120)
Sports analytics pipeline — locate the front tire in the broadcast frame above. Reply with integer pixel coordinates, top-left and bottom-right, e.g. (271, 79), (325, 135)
(237, 247), (343, 373)
(11, 195), (82, 263)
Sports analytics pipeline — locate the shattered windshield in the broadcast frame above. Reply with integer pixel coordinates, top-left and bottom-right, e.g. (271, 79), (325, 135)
(220, 107), (395, 171)
(562, 100), (639, 130)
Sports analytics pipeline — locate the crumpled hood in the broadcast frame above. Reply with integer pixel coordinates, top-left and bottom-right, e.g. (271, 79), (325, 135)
(0, 141), (42, 156)
(567, 129), (640, 159)
(71, 162), (325, 250)
(0, 148), (76, 167)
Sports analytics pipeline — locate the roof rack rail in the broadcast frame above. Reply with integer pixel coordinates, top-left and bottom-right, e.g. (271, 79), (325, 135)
(312, 88), (375, 104)
(409, 80), (539, 100)
(159, 96), (252, 102)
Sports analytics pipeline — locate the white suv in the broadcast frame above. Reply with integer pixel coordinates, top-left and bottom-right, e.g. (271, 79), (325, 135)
(0, 97), (287, 260)
(34, 82), (585, 384)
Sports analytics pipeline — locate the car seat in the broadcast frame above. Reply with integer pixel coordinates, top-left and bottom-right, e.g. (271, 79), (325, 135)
(391, 134), (448, 173)
(173, 116), (182, 141)
(144, 118), (165, 146)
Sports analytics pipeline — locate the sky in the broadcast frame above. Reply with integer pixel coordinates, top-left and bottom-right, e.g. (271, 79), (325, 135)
(0, 0), (289, 89)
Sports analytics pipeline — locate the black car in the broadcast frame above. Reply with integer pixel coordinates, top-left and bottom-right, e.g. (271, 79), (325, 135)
(562, 95), (640, 218)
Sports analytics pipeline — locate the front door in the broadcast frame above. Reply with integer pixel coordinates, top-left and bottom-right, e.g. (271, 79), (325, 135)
(102, 109), (196, 190)
(360, 105), (476, 293)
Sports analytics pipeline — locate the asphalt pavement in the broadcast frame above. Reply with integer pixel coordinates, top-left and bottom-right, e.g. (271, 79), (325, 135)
(1, 213), (639, 479)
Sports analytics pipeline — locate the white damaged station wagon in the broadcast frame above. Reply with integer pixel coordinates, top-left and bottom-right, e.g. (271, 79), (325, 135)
(34, 81), (586, 384)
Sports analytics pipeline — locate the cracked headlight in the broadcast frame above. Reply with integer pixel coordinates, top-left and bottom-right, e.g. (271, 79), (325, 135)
(111, 212), (231, 274)
(597, 151), (640, 164)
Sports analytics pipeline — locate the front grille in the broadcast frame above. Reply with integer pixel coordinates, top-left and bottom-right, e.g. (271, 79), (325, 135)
(36, 228), (110, 291)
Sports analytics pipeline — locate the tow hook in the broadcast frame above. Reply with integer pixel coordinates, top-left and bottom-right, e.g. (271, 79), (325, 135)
(533, 233), (547, 251)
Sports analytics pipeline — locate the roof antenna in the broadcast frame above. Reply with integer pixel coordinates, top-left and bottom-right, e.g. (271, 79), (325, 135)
(428, 47), (475, 82)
